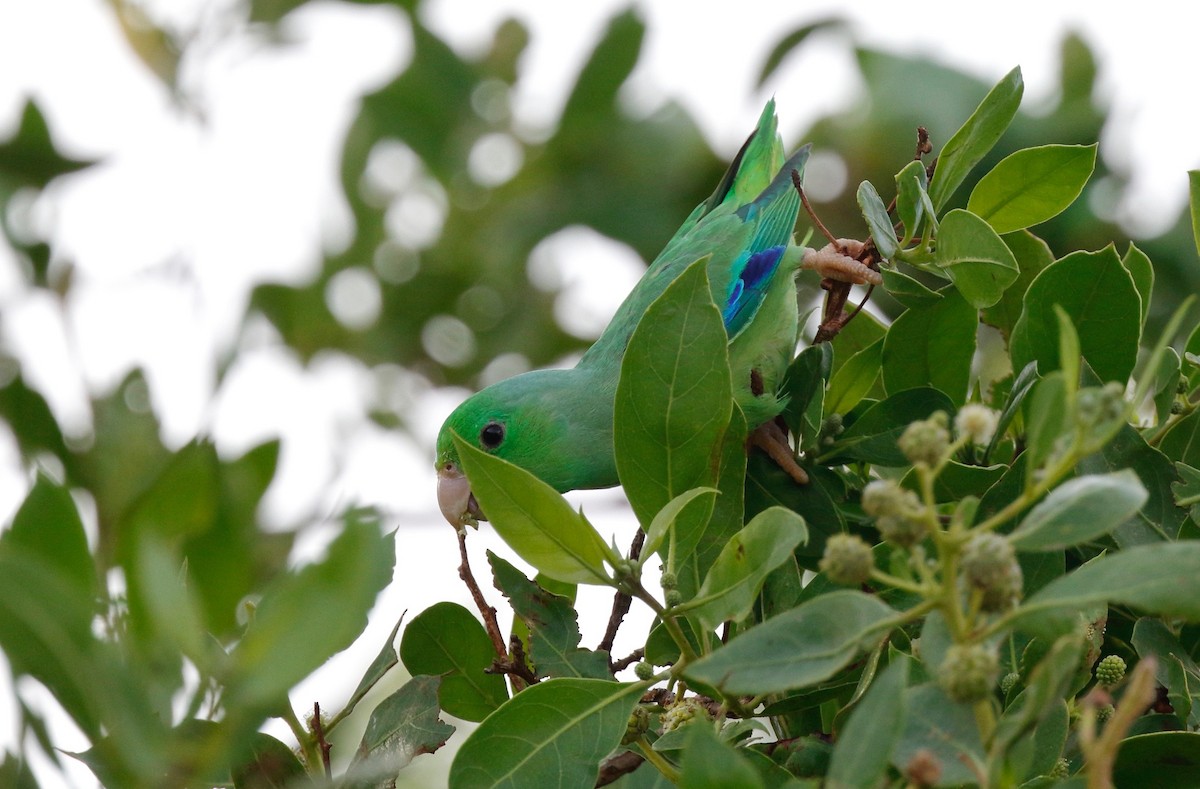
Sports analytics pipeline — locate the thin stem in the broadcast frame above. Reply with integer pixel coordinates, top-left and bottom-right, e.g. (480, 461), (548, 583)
(636, 736), (681, 783)
(280, 704), (320, 773)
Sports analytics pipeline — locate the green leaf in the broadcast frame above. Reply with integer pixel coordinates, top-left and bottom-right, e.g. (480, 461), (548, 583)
(893, 684), (985, 785)
(857, 180), (898, 259)
(935, 209), (1019, 308)
(1158, 410), (1200, 469)
(488, 552), (610, 679)
(1173, 463), (1200, 523)
(454, 434), (613, 585)
(1023, 372), (1069, 474)
(1009, 470), (1149, 551)
(1015, 543), (1200, 637)
(881, 269), (943, 309)
(680, 507), (808, 631)
(399, 602), (509, 722)
(825, 337), (883, 415)
(781, 343), (832, 442)
(1189, 171), (1200, 258)
(881, 287), (977, 403)
(133, 534), (211, 670)
(615, 258), (732, 530)
(929, 66), (1024, 211)
(448, 679), (646, 789)
(826, 659), (909, 789)
(684, 591), (896, 695)
(678, 724), (764, 789)
(745, 460), (844, 567)
(1122, 243), (1154, 329)
(231, 732), (306, 789)
(642, 487), (719, 564)
(343, 616), (405, 725)
(5, 472), (94, 597)
(346, 675), (455, 784)
(894, 159), (929, 245)
(1010, 246), (1142, 384)
(1132, 618), (1200, 727)
(1113, 732), (1200, 788)
(227, 509), (394, 712)
(985, 360), (1038, 462)
(993, 632), (1084, 755)
(982, 231), (1055, 342)
(824, 387), (955, 466)
(967, 144), (1097, 234)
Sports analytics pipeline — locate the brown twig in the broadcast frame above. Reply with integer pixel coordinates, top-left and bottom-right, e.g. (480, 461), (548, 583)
(600, 529), (646, 669)
(595, 750), (646, 786)
(610, 648), (645, 674)
(456, 527), (517, 683)
(311, 702), (332, 779)
(793, 172), (837, 246)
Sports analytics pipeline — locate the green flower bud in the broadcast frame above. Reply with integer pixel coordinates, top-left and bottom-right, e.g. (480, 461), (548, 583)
(862, 480), (929, 548)
(1171, 401), (1185, 415)
(634, 661), (655, 681)
(1096, 703), (1115, 724)
(938, 643), (1000, 703)
(660, 571), (678, 590)
(818, 534), (875, 586)
(664, 588), (683, 607)
(621, 705), (651, 745)
(954, 404), (999, 445)
(1048, 757), (1071, 779)
(1095, 655), (1127, 687)
(960, 533), (1023, 612)
(660, 697), (710, 733)
(1000, 671), (1020, 695)
(898, 411), (950, 467)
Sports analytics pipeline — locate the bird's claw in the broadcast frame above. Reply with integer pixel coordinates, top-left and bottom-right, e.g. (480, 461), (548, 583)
(802, 240), (882, 286)
(750, 421), (809, 485)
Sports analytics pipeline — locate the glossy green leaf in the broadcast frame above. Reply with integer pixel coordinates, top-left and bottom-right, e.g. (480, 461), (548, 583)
(881, 269), (943, 309)
(985, 360), (1038, 461)
(227, 509), (394, 713)
(448, 679), (646, 788)
(1010, 470), (1148, 551)
(615, 258), (731, 529)
(824, 387), (955, 466)
(935, 208), (1019, 308)
(641, 487), (719, 564)
(399, 602), (508, 722)
(488, 552), (609, 679)
(745, 460), (844, 566)
(1010, 246), (1141, 384)
(1015, 543), (1200, 637)
(346, 675), (455, 784)
(781, 342), (832, 441)
(967, 144), (1097, 234)
(894, 159), (928, 245)
(857, 180), (898, 259)
(454, 434), (612, 585)
(982, 230), (1055, 341)
(1123, 243), (1154, 328)
(929, 66), (1024, 211)
(881, 287), (976, 403)
(680, 507), (808, 631)
(826, 659), (909, 789)
(684, 591), (896, 694)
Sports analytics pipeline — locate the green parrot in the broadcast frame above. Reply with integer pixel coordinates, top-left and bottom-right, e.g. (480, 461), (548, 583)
(436, 100), (876, 526)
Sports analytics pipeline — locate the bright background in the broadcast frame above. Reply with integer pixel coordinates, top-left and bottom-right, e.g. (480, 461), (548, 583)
(1, 1), (1198, 785)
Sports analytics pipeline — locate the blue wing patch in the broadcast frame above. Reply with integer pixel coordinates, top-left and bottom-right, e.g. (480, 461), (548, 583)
(723, 245), (785, 337)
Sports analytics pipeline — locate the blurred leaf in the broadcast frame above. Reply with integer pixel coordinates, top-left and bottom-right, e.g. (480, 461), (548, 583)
(1158, 410), (1200, 468)
(1190, 170), (1200, 258)
(399, 602), (508, 722)
(679, 723), (763, 789)
(1113, 732), (1200, 788)
(454, 434), (613, 585)
(346, 675), (455, 786)
(0, 100), (93, 189)
(488, 552), (610, 679)
(685, 591), (895, 695)
(0, 370), (71, 469)
(881, 287), (976, 402)
(967, 144), (1097, 234)
(231, 732), (306, 789)
(1010, 246), (1141, 384)
(928, 66), (1024, 211)
(757, 18), (846, 86)
(935, 208), (1020, 308)
(892, 684), (985, 786)
(448, 679), (646, 788)
(227, 509), (394, 713)
(5, 472), (94, 597)
(1077, 421), (1184, 545)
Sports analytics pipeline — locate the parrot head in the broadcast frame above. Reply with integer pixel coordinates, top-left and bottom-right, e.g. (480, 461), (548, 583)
(435, 367), (617, 526)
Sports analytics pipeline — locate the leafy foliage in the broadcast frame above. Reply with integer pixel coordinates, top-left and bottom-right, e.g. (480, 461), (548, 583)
(4, 2), (1200, 788)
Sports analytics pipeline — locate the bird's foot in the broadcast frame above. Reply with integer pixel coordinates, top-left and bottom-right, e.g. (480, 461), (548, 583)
(802, 241), (882, 286)
(749, 420), (809, 485)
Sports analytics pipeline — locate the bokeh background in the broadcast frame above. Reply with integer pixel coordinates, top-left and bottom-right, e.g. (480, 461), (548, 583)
(1, 0), (1198, 785)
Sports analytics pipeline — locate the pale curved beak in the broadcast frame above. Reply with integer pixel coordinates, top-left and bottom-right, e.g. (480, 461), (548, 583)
(437, 463), (485, 526)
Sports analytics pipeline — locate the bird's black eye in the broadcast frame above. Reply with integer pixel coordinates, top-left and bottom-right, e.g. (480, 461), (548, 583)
(480, 421), (505, 450)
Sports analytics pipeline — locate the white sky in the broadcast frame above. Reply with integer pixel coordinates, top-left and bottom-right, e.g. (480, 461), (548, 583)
(0, 0), (1198, 786)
